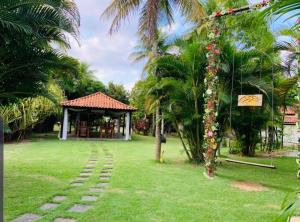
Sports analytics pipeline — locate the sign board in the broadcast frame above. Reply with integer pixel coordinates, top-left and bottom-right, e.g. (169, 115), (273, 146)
(238, 94), (263, 107)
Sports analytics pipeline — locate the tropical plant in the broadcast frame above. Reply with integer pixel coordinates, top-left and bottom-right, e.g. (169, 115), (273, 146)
(216, 41), (298, 156)
(148, 39), (207, 162)
(263, 0), (300, 30)
(0, 0), (80, 46)
(275, 191), (300, 222)
(0, 0), (80, 103)
(0, 82), (64, 140)
(102, 0), (204, 41)
(131, 31), (173, 161)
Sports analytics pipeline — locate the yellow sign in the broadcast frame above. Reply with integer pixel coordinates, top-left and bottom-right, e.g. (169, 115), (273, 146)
(238, 95), (263, 107)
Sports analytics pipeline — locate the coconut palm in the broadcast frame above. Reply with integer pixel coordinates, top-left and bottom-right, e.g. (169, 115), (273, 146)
(263, 0), (300, 30)
(148, 39), (207, 162)
(102, 0), (204, 41)
(0, 0), (80, 47)
(0, 0), (80, 102)
(130, 31), (173, 161)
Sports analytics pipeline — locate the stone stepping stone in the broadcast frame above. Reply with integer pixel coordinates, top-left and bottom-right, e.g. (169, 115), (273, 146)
(290, 217), (300, 222)
(80, 172), (92, 177)
(68, 204), (91, 213)
(100, 173), (111, 177)
(82, 169), (93, 173)
(54, 218), (76, 222)
(40, 203), (59, 211)
(105, 161), (113, 164)
(53, 196), (67, 202)
(96, 182), (109, 188)
(81, 195), (98, 201)
(85, 166), (95, 169)
(89, 187), (105, 193)
(101, 170), (112, 174)
(75, 177), (89, 181)
(71, 182), (83, 187)
(99, 176), (110, 180)
(88, 161), (97, 164)
(13, 213), (41, 222)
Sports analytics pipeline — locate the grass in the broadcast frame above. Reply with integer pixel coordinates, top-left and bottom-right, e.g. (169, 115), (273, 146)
(4, 134), (299, 222)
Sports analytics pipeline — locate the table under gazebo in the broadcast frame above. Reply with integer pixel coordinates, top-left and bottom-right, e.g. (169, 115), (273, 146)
(59, 92), (137, 140)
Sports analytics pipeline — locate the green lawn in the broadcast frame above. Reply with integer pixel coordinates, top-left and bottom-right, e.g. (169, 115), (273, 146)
(4, 134), (299, 222)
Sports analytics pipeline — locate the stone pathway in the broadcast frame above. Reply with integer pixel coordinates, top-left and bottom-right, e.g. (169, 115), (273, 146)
(13, 214), (41, 222)
(12, 147), (114, 222)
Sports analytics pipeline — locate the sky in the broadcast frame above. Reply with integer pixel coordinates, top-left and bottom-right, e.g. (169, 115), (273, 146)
(68, 0), (197, 91)
(68, 0), (296, 91)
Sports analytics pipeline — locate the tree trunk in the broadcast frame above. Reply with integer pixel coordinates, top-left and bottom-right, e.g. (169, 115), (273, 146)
(155, 101), (161, 161)
(175, 121), (192, 161)
(152, 114), (156, 137)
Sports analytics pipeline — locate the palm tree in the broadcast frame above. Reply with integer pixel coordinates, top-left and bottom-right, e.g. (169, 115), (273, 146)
(263, 0), (300, 30)
(131, 32), (173, 161)
(102, 0), (204, 161)
(0, 0), (80, 48)
(149, 39), (207, 163)
(102, 0), (204, 41)
(216, 42), (298, 156)
(0, 0), (80, 103)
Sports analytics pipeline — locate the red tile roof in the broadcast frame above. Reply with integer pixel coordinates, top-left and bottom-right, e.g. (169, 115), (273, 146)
(284, 116), (298, 124)
(61, 92), (137, 111)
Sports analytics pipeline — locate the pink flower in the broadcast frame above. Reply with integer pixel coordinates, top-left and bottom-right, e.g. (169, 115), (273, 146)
(208, 131), (214, 137)
(215, 12), (222, 17)
(214, 49), (220, 55)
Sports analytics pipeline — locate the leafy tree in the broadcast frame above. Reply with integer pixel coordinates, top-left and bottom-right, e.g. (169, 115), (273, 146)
(1, 81), (64, 140)
(107, 82), (130, 104)
(130, 79), (155, 119)
(55, 62), (106, 100)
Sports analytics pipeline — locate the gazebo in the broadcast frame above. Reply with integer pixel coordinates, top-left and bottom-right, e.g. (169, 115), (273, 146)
(59, 92), (137, 141)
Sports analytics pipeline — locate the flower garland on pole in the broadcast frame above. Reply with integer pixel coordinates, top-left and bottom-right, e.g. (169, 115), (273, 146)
(203, 18), (221, 178)
(202, 1), (270, 178)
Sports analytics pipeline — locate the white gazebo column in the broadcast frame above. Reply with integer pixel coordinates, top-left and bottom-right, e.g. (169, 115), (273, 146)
(161, 112), (164, 135)
(116, 118), (120, 134)
(62, 108), (69, 140)
(125, 112), (131, 140)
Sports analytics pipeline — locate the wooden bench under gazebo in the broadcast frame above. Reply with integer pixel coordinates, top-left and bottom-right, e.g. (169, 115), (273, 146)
(59, 92), (137, 140)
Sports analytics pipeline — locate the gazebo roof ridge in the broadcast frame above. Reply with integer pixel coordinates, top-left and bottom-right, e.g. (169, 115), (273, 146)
(61, 91), (137, 111)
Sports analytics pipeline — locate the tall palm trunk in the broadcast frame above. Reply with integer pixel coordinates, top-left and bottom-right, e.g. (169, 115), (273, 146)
(155, 100), (161, 161)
